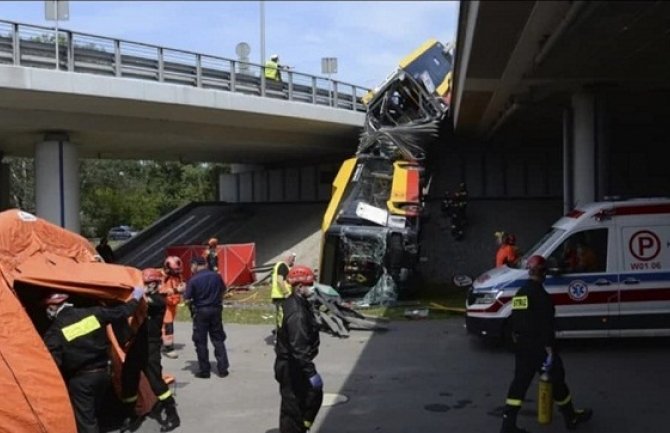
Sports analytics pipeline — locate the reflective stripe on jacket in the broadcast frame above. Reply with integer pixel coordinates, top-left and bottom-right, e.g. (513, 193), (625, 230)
(271, 261), (291, 299)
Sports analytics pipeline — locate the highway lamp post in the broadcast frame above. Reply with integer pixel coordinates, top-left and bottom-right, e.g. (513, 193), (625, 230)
(260, 0), (266, 66)
(259, 0), (266, 96)
(322, 57), (338, 106)
(44, 0), (69, 70)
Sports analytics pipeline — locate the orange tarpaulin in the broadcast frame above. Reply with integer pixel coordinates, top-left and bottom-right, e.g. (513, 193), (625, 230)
(0, 209), (149, 433)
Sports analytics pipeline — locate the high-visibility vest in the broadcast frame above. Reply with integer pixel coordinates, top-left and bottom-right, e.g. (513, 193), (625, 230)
(271, 261), (290, 299)
(265, 60), (279, 80)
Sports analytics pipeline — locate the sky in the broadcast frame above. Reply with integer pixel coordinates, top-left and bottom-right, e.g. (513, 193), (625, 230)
(0, 1), (458, 88)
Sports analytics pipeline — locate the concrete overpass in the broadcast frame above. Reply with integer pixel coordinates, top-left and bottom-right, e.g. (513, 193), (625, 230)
(446, 0), (670, 210)
(0, 19), (368, 231)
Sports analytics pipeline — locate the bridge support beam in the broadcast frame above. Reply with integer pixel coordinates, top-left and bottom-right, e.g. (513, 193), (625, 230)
(566, 92), (609, 209)
(35, 134), (80, 232)
(219, 163), (338, 203)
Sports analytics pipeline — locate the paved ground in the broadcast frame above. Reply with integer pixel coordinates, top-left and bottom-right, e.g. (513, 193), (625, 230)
(127, 319), (670, 433)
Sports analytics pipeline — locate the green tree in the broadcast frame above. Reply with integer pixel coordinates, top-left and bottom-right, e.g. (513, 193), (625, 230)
(8, 156), (226, 238)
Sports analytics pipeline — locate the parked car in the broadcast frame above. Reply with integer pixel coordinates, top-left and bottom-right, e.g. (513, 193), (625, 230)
(107, 225), (138, 241)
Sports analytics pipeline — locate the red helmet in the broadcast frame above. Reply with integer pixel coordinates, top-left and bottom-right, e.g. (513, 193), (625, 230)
(208, 238), (218, 247)
(142, 268), (164, 284)
(505, 233), (516, 245)
(164, 256), (182, 274)
(43, 292), (69, 306)
(526, 255), (547, 273)
(286, 265), (315, 286)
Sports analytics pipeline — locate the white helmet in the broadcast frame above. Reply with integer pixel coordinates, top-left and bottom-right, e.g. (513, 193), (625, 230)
(271, 54), (279, 61)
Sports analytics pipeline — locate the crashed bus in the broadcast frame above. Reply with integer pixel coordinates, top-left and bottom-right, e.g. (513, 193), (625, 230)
(318, 38), (453, 304)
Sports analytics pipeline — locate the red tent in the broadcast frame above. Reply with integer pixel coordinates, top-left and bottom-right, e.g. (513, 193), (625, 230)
(166, 243), (256, 287)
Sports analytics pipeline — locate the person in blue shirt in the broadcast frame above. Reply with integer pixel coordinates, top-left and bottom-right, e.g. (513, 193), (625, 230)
(183, 256), (230, 378)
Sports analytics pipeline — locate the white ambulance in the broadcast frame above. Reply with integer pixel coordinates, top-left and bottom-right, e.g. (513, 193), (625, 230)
(466, 197), (670, 339)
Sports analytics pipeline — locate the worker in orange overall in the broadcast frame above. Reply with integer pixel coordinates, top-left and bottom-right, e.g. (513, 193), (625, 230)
(161, 256), (186, 359)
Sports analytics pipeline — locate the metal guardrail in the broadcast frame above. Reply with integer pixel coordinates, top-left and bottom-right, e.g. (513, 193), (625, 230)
(0, 19), (369, 112)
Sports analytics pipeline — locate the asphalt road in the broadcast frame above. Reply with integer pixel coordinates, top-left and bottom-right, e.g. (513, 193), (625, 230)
(129, 318), (670, 433)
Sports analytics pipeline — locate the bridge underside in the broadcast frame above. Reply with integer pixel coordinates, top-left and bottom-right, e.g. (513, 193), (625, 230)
(454, 0), (670, 141)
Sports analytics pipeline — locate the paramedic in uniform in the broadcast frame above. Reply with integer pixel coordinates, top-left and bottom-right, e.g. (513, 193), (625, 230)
(43, 289), (144, 433)
(500, 255), (592, 433)
(274, 265), (323, 433)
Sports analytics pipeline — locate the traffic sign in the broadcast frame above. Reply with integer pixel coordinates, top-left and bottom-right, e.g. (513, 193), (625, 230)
(45, 0), (70, 21)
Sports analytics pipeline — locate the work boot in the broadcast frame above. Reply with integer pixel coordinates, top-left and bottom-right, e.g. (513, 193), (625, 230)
(559, 401), (593, 430)
(160, 397), (181, 432)
(162, 346), (178, 359)
(119, 402), (142, 433)
(499, 405), (530, 433)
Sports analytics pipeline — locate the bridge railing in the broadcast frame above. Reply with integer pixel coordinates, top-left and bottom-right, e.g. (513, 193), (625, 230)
(0, 19), (369, 112)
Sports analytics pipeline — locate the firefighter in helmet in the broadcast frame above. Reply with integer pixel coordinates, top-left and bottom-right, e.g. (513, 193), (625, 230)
(274, 265), (323, 433)
(120, 268), (180, 433)
(500, 255), (592, 433)
(160, 256), (185, 359)
(43, 288), (143, 433)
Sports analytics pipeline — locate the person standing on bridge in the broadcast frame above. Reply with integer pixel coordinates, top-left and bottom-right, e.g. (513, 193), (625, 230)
(274, 265), (323, 433)
(265, 54), (286, 82)
(500, 255), (592, 433)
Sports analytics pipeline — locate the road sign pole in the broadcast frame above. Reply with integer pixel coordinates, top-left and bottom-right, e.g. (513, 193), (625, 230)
(54, 0), (59, 70)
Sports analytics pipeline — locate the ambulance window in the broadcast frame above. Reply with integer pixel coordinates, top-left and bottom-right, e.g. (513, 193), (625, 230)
(551, 229), (608, 273)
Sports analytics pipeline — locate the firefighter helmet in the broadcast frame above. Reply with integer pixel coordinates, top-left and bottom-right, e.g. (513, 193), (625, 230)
(286, 265), (315, 286)
(164, 256), (182, 274)
(142, 268), (164, 284)
(43, 292), (69, 305)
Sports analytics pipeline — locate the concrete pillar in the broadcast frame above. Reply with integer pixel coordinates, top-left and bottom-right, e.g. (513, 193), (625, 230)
(35, 134), (80, 232)
(300, 166), (316, 201)
(0, 161), (10, 211)
(570, 92), (608, 206)
(285, 168), (300, 201)
(562, 108), (574, 212)
(253, 171), (268, 202)
(219, 164), (264, 203)
(219, 173), (238, 202)
(239, 172), (253, 202)
(269, 169), (283, 201)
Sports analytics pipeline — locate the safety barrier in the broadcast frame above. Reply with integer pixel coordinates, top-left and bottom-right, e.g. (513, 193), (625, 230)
(0, 19), (368, 112)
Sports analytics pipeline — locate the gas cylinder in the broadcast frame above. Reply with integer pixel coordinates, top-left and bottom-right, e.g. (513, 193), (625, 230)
(537, 371), (553, 424)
